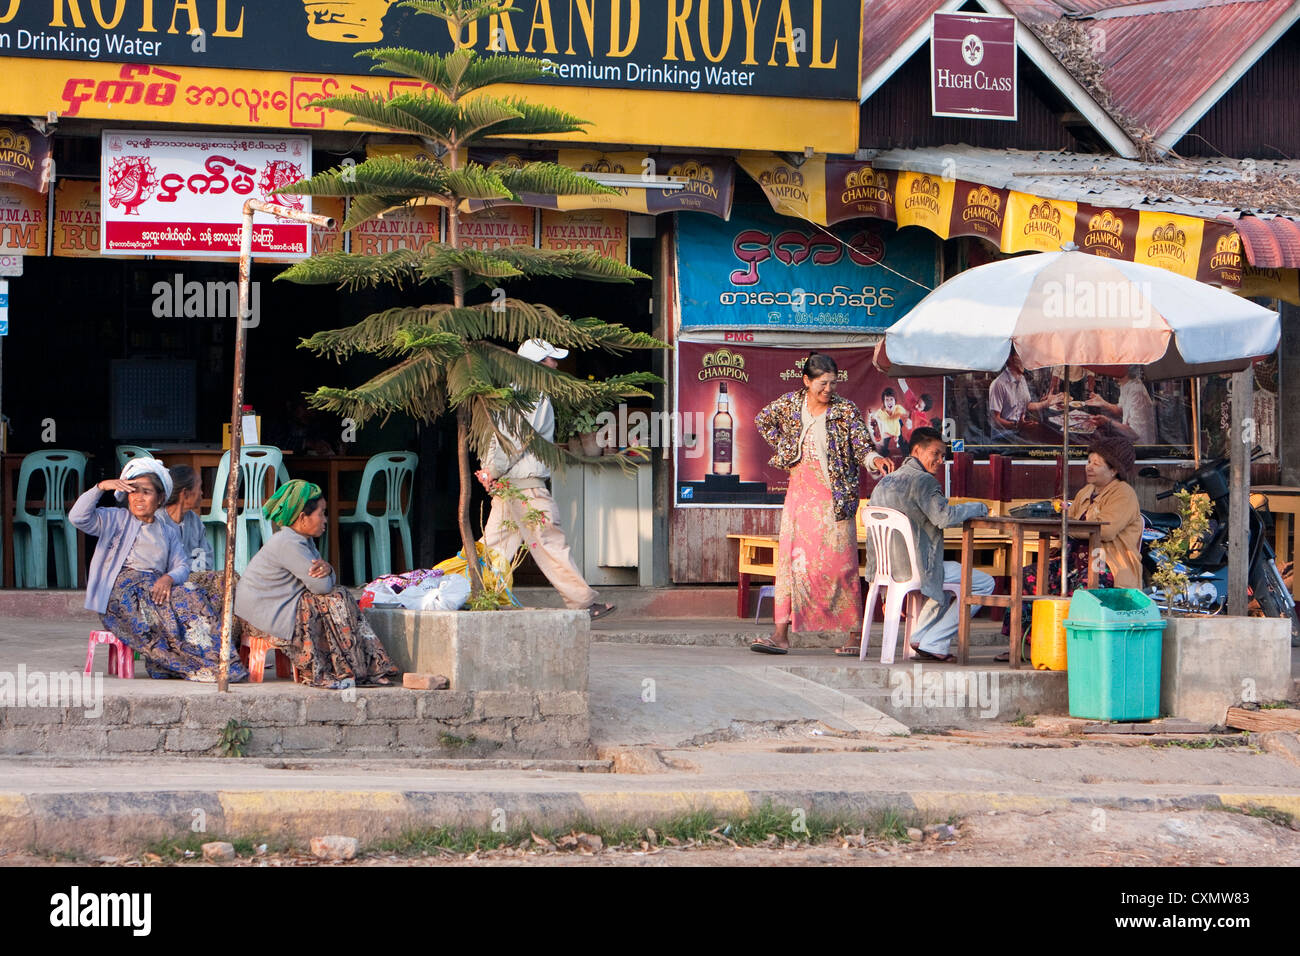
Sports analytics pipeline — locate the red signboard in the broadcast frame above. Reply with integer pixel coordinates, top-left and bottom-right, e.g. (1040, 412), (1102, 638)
(931, 13), (1017, 121)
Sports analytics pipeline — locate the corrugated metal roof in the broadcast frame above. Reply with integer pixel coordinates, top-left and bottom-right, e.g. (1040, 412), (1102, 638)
(1236, 215), (1300, 267)
(867, 145), (1300, 263)
(1000, 0), (1296, 139)
(860, 0), (952, 89)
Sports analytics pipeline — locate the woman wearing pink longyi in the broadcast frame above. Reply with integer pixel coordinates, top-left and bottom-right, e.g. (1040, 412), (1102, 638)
(751, 353), (892, 655)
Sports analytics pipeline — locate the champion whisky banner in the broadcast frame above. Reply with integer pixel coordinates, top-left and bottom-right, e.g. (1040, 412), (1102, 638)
(674, 341), (943, 508)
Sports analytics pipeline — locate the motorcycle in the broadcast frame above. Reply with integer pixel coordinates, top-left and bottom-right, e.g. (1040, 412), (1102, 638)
(1138, 454), (1300, 644)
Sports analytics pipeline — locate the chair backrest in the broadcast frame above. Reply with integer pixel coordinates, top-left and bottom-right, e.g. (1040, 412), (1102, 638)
(353, 451), (418, 520)
(15, 450), (88, 520)
(237, 445), (284, 516)
(114, 445), (155, 473)
(857, 505), (924, 588)
(204, 445), (284, 519)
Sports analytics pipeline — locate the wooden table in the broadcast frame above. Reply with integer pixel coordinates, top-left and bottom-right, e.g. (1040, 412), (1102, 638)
(728, 528), (1031, 619)
(956, 516), (1103, 669)
(1254, 485), (1300, 599)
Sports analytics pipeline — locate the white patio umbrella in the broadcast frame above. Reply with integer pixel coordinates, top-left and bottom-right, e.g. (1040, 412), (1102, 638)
(874, 249), (1279, 594)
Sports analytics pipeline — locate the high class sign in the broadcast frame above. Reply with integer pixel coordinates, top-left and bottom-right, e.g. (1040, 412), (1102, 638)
(0, 0), (860, 99)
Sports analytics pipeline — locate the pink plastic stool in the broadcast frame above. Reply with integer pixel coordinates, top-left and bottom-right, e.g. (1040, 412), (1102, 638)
(85, 630), (134, 679)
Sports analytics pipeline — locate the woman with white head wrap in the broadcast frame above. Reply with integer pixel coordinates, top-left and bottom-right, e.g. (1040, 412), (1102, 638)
(69, 458), (248, 682)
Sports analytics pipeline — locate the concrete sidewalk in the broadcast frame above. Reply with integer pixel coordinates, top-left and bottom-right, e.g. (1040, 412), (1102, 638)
(3, 598), (1300, 857)
(2, 733), (1299, 854)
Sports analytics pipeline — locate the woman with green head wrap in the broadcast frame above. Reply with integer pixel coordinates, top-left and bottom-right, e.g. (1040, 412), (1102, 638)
(234, 479), (398, 688)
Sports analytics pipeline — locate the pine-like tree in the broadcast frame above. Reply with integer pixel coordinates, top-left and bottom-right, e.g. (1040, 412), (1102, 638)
(277, 0), (665, 597)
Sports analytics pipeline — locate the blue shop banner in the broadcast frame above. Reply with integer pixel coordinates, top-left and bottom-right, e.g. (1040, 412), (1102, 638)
(676, 204), (939, 332)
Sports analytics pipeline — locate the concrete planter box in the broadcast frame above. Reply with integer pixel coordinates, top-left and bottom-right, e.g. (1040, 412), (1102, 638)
(368, 608), (589, 693)
(1160, 616), (1291, 725)
(366, 608), (592, 758)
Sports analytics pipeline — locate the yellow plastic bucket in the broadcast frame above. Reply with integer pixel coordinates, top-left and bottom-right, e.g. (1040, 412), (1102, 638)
(1030, 597), (1072, 671)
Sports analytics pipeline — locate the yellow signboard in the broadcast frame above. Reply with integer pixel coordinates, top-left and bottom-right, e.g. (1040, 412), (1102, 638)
(1134, 211), (1205, 281)
(1002, 192), (1077, 254)
(737, 154), (827, 224)
(539, 209), (628, 264)
(0, 182), (46, 254)
(894, 171), (955, 239)
(1, 58), (857, 154)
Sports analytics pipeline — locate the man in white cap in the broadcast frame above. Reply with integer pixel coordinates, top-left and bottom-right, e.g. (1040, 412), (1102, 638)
(475, 339), (616, 620)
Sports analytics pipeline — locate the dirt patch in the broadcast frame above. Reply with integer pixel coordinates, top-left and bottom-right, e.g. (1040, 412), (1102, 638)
(4, 807), (1296, 867)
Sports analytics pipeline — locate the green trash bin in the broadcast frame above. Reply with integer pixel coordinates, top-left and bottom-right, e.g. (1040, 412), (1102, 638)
(1063, 589), (1167, 721)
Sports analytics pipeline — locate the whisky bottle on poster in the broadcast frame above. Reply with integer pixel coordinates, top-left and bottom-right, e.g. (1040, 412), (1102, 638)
(712, 382), (733, 476)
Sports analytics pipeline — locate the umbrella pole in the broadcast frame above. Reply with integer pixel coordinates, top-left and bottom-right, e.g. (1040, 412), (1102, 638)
(1061, 365), (1070, 596)
(1192, 377), (1201, 467)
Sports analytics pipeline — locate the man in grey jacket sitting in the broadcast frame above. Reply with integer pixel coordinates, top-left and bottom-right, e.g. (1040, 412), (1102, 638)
(476, 339), (615, 620)
(866, 427), (994, 661)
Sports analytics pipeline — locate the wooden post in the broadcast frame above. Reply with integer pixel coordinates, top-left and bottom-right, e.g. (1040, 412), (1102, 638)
(1227, 368), (1253, 615)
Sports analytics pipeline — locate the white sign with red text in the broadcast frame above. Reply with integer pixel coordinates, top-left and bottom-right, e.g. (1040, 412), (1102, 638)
(100, 130), (313, 257)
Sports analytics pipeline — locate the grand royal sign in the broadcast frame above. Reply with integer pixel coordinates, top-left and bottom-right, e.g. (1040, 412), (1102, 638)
(0, 0), (860, 99)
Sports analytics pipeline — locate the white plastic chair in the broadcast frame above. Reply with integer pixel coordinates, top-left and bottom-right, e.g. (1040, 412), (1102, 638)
(857, 506), (958, 664)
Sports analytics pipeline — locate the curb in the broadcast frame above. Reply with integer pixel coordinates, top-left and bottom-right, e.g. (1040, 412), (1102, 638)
(1, 786), (1286, 857)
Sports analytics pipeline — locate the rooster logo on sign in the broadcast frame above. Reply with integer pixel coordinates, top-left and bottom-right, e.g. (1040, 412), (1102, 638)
(259, 160), (306, 210)
(107, 156), (159, 216)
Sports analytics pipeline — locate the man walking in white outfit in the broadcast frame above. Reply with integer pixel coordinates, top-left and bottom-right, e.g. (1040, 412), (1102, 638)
(476, 339), (616, 620)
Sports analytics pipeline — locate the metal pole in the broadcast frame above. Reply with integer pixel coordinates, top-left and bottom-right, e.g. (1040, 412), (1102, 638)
(1227, 367), (1253, 616)
(1060, 365), (1070, 595)
(1191, 377), (1201, 467)
(216, 200), (336, 692)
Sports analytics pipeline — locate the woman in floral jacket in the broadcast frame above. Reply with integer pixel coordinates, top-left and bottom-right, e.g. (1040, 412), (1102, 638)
(751, 353), (893, 654)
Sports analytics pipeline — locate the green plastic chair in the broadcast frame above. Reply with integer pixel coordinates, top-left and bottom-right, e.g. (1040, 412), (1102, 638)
(338, 451), (418, 586)
(13, 449), (88, 589)
(200, 445), (287, 573)
(114, 445), (155, 473)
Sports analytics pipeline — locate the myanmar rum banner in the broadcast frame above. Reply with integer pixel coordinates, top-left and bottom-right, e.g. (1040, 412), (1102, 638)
(539, 208), (628, 263)
(676, 202), (938, 332)
(674, 341), (944, 507)
(53, 179), (101, 257)
(457, 206), (536, 251)
(0, 182), (46, 254)
(352, 201), (441, 254)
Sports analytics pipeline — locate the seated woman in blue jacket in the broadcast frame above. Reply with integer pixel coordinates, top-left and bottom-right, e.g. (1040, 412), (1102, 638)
(70, 458), (247, 682)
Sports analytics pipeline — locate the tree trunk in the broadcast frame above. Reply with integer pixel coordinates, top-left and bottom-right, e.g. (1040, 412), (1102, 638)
(457, 405), (486, 595)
